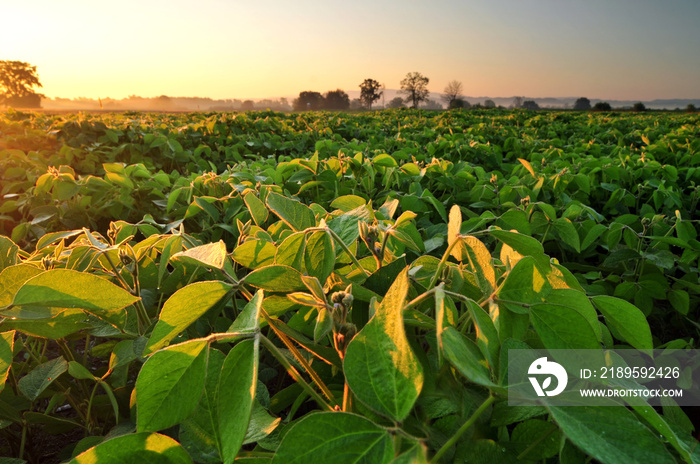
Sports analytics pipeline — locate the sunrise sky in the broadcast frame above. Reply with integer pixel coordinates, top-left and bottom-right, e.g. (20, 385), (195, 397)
(2, 0), (699, 101)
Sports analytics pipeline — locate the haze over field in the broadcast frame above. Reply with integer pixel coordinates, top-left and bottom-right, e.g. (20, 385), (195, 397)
(2, 0), (699, 104)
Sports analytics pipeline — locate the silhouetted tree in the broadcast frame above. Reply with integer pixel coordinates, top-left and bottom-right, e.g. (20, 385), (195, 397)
(400, 72), (429, 109)
(293, 91), (324, 111)
(442, 80), (463, 108)
(687, 104), (697, 113)
(512, 96), (524, 109)
(241, 100), (255, 111)
(449, 98), (469, 109)
(592, 102), (612, 111)
(0, 60), (44, 108)
(632, 102), (646, 112)
(324, 89), (350, 110)
(522, 100), (540, 110)
(573, 97), (591, 110)
(359, 79), (382, 110)
(483, 99), (496, 109)
(387, 97), (405, 108)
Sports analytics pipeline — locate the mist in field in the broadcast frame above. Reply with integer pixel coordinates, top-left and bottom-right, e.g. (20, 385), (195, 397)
(39, 94), (700, 112)
(40, 95), (294, 112)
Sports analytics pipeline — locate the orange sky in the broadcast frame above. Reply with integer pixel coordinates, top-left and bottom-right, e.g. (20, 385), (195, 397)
(2, 0), (699, 101)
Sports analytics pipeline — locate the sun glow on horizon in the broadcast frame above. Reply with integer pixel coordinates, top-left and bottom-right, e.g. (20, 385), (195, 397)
(2, 0), (699, 103)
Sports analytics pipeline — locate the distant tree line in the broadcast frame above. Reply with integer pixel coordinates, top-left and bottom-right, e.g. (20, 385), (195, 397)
(294, 72), (442, 111)
(3, 60), (697, 113)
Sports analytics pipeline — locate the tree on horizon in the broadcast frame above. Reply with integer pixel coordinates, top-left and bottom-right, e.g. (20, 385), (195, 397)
(574, 97), (591, 110)
(293, 91), (324, 111)
(399, 72), (429, 109)
(442, 80), (463, 108)
(324, 89), (350, 110)
(0, 60), (45, 108)
(359, 79), (382, 110)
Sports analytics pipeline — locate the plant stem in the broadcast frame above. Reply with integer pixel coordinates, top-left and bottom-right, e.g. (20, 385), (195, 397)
(428, 239), (461, 290)
(403, 288), (437, 313)
(540, 222), (552, 244)
(431, 395), (495, 463)
(19, 423), (27, 460)
(342, 381), (352, 412)
(259, 335), (334, 412)
(326, 227), (370, 278)
(85, 382), (100, 434)
(262, 310), (336, 403)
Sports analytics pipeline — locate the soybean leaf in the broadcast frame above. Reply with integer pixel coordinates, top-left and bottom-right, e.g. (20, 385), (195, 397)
(631, 404), (695, 463)
(179, 348), (226, 463)
(1, 309), (92, 339)
(591, 296), (652, 351)
(497, 257), (551, 314)
(330, 195), (366, 212)
(18, 357), (68, 401)
(232, 239), (276, 270)
(549, 401), (675, 464)
(0, 236), (19, 272)
(12, 269), (139, 330)
(136, 339), (208, 432)
(314, 308), (333, 343)
(500, 243), (524, 268)
(546, 288), (602, 341)
(193, 196), (219, 222)
(344, 268), (423, 422)
(145, 281), (233, 355)
(327, 214), (361, 248)
(363, 257), (406, 296)
(70, 432), (193, 464)
(530, 303), (600, 350)
(275, 232), (306, 269)
(244, 193), (269, 226)
(68, 361), (96, 380)
(171, 241), (227, 270)
(243, 265), (305, 292)
(489, 228), (550, 270)
(0, 264), (44, 308)
(0, 331), (15, 393)
(304, 231), (335, 284)
(554, 218), (581, 252)
(271, 412), (393, 464)
(394, 211), (417, 228)
(391, 225), (424, 253)
(242, 401), (281, 445)
(581, 224), (608, 251)
(668, 290), (689, 315)
(218, 339), (258, 464)
(266, 192), (315, 232)
(465, 299), (500, 370)
(518, 158), (537, 178)
(434, 286), (449, 367)
(227, 289), (264, 334)
(447, 205), (466, 261)
(462, 236), (496, 295)
(441, 327), (496, 387)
